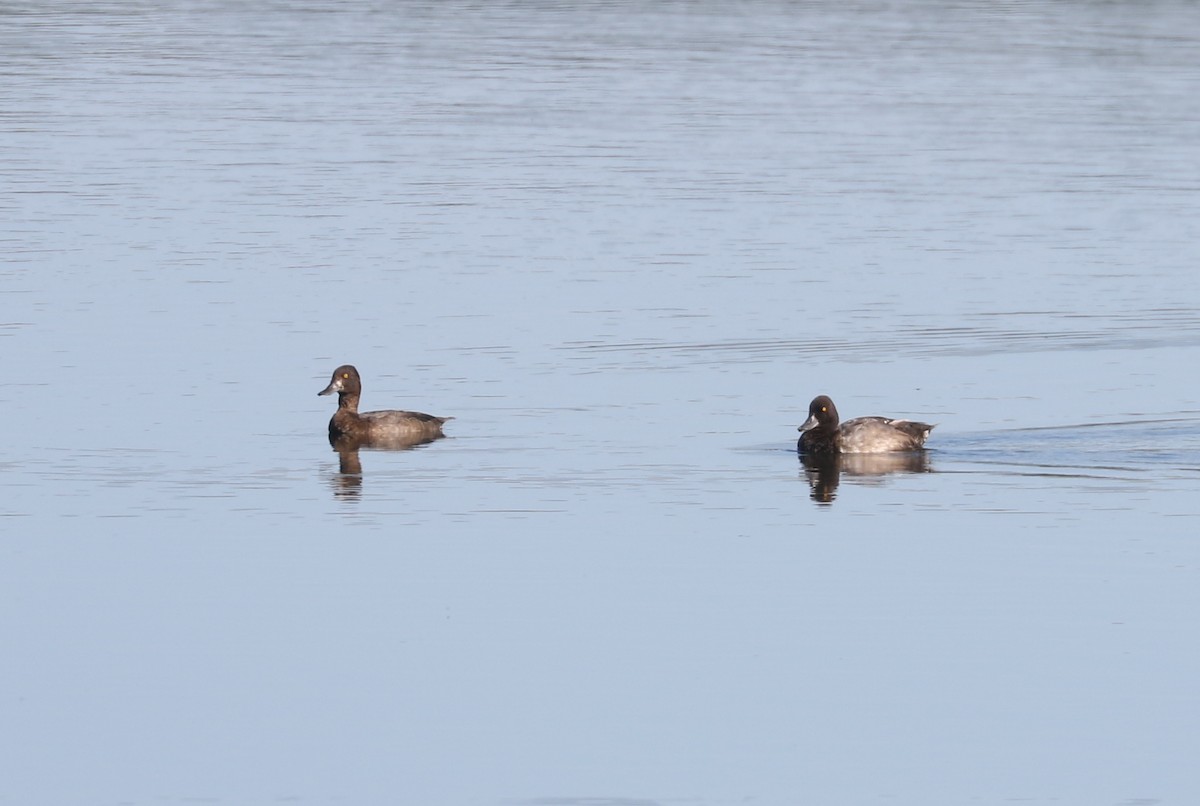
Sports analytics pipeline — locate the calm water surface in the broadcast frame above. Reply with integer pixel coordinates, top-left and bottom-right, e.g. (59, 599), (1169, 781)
(3, 2), (1199, 805)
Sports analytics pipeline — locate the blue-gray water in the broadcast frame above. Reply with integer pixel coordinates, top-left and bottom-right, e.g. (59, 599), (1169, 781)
(3, 2), (1199, 805)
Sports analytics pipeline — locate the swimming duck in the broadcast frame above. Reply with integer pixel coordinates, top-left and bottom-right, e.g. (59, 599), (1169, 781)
(798, 395), (933, 454)
(318, 364), (451, 444)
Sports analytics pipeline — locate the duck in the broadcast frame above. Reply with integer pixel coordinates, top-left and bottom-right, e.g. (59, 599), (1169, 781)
(318, 364), (451, 445)
(797, 395), (933, 454)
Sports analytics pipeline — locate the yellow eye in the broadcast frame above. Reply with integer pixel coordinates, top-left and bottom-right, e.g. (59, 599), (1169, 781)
(342, 373), (349, 379)
(821, 406), (827, 412)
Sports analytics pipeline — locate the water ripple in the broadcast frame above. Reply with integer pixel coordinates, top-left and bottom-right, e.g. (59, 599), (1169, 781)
(564, 308), (1200, 364)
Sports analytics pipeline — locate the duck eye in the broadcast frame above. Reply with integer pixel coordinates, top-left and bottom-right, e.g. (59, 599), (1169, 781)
(821, 406), (827, 412)
(342, 373), (349, 379)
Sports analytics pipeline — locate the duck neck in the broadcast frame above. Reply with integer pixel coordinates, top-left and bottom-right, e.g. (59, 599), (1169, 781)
(337, 391), (361, 414)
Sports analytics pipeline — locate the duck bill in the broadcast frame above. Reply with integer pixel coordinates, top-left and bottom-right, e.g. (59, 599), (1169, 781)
(318, 379), (342, 396)
(797, 413), (820, 433)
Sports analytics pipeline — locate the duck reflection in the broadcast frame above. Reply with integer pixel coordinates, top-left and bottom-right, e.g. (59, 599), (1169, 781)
(800, 451), (932, 504)
(328, 432), (445, 499)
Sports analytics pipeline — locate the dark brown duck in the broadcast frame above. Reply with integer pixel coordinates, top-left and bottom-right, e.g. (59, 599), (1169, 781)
(318, 364), (452, 444)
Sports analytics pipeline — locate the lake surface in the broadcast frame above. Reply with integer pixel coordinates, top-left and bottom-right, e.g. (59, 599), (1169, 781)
(3, 2), (1199, 805)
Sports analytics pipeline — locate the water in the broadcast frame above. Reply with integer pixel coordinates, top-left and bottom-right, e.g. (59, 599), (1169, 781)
(3, 2), (1199, 805)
